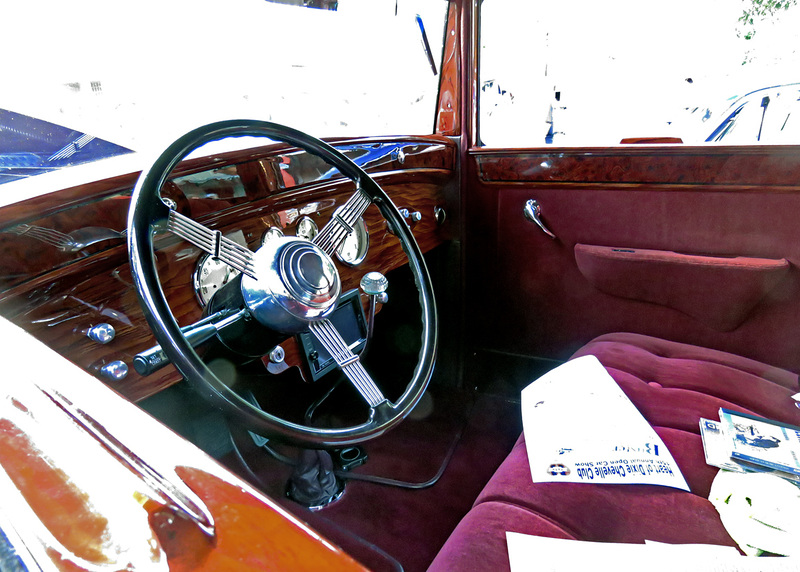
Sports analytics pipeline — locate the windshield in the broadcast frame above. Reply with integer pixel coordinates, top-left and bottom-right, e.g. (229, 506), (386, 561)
(0, 109), (133, 185)
(0, 0), (447, 183)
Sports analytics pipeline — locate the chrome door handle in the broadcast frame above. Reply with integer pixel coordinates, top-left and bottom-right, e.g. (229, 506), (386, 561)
(523, 199), (557, 240)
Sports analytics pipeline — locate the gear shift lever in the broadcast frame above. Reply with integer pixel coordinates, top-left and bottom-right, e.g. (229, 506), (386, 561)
(360, 272), (388, 358)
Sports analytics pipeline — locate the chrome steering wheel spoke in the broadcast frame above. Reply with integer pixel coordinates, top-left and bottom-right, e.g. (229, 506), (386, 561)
(167, 209), (256, 279)
(312, 186), (371, 256)
(308, 319), (386, 408)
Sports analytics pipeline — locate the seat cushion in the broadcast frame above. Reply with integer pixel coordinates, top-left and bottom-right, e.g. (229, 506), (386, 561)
(428, 333), (800, 571)
(572, 333), (800, 427)
(426, 501), (577, 572)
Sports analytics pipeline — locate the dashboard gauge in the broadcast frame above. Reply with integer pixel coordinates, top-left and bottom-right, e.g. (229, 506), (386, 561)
(261, 226), (284, 246)
(295, 216), (318, 241)
(194, 254), (240, 306)
(336, 217), (369, 266)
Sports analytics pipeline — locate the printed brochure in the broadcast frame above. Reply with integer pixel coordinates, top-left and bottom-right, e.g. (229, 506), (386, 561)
(719, 409), (800, 478)
(520, 355), (688, 491)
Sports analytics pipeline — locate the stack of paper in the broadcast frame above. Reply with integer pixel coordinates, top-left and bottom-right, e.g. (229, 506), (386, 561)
(700, 409), (800, 483)
(701, 410), (800, 556)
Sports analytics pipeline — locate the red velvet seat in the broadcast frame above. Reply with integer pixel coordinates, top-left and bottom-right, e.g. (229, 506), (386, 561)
(428, 333), (800, 571)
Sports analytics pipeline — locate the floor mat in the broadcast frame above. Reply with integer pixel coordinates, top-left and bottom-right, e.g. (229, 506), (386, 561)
(223, 388), (523, 571)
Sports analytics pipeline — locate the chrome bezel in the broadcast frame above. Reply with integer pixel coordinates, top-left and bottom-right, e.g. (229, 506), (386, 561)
(335, 216), (369, 267)
(261, 225), (284, 247)
(295, 216), (319, 240)
(193, 253), (241, 307)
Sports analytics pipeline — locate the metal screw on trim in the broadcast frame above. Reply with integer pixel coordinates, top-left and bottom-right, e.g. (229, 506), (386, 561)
(269, 346), (285, 364)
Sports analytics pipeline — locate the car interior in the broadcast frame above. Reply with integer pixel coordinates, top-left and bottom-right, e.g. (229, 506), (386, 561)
(1, 0), (800, 570)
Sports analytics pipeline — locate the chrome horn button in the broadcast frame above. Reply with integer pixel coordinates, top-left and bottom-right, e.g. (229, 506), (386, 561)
(241, 237), (341, 333)
(285, 244), (336, 304)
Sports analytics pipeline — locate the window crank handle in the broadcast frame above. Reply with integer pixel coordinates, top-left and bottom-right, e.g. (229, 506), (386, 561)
(523, 199), (557, 240)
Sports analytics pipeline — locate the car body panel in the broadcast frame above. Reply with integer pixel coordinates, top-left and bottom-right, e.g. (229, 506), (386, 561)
(0, 317), (366, 571)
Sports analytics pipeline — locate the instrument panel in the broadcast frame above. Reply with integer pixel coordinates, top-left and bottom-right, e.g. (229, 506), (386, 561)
(195, 213), (370, 308)
(0, 137), (455, 403)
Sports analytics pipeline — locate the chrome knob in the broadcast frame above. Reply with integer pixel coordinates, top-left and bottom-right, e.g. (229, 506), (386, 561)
(399, 208), (422, 223)
(100, 360), (128, 381)
(87, 323), (116, 344)
(360, 272), (389, 360)
(391, 147), (406, 164)
(360, 272), (389, 298)
(434, 206), (446, 225)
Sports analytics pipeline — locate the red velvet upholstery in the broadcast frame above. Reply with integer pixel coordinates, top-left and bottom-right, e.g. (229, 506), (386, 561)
(427, 333), (800, 571)
(429, 502), (577, 571)
(574, 245), (790, 331)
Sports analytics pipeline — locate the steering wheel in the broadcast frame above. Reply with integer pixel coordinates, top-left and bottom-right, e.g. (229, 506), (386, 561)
(128, 120), (437, 447)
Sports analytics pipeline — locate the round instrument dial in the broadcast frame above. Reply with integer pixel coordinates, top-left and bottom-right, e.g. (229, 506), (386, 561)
(194, 255), (240, 306)
(261, 226), (284, 246)
(336, 217), (369, 266)
(296, 216), (318, 241)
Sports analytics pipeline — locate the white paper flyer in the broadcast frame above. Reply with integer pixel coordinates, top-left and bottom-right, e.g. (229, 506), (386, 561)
(520, 355), (689, 490)
(506, 533), (798, 572)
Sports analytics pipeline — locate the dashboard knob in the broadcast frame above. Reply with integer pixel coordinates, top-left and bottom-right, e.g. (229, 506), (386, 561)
(399, 208), (422, 223)
(434, 206), (446, 225)
(87, 323), (116, 344)
(100, 360), (128, 381)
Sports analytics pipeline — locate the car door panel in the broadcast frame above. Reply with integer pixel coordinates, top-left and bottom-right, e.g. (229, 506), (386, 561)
(466, 146), (800, 374)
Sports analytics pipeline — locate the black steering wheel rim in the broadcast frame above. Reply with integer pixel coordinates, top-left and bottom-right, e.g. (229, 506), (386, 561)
(128, 119), (437, 447)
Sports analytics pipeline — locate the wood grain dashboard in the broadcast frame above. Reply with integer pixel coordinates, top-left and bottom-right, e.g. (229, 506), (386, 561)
(0, 136), (456, 403)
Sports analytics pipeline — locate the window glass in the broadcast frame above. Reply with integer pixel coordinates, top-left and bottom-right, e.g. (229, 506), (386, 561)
(480, 0), (800, 146)
(1, 0), (447, 177)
